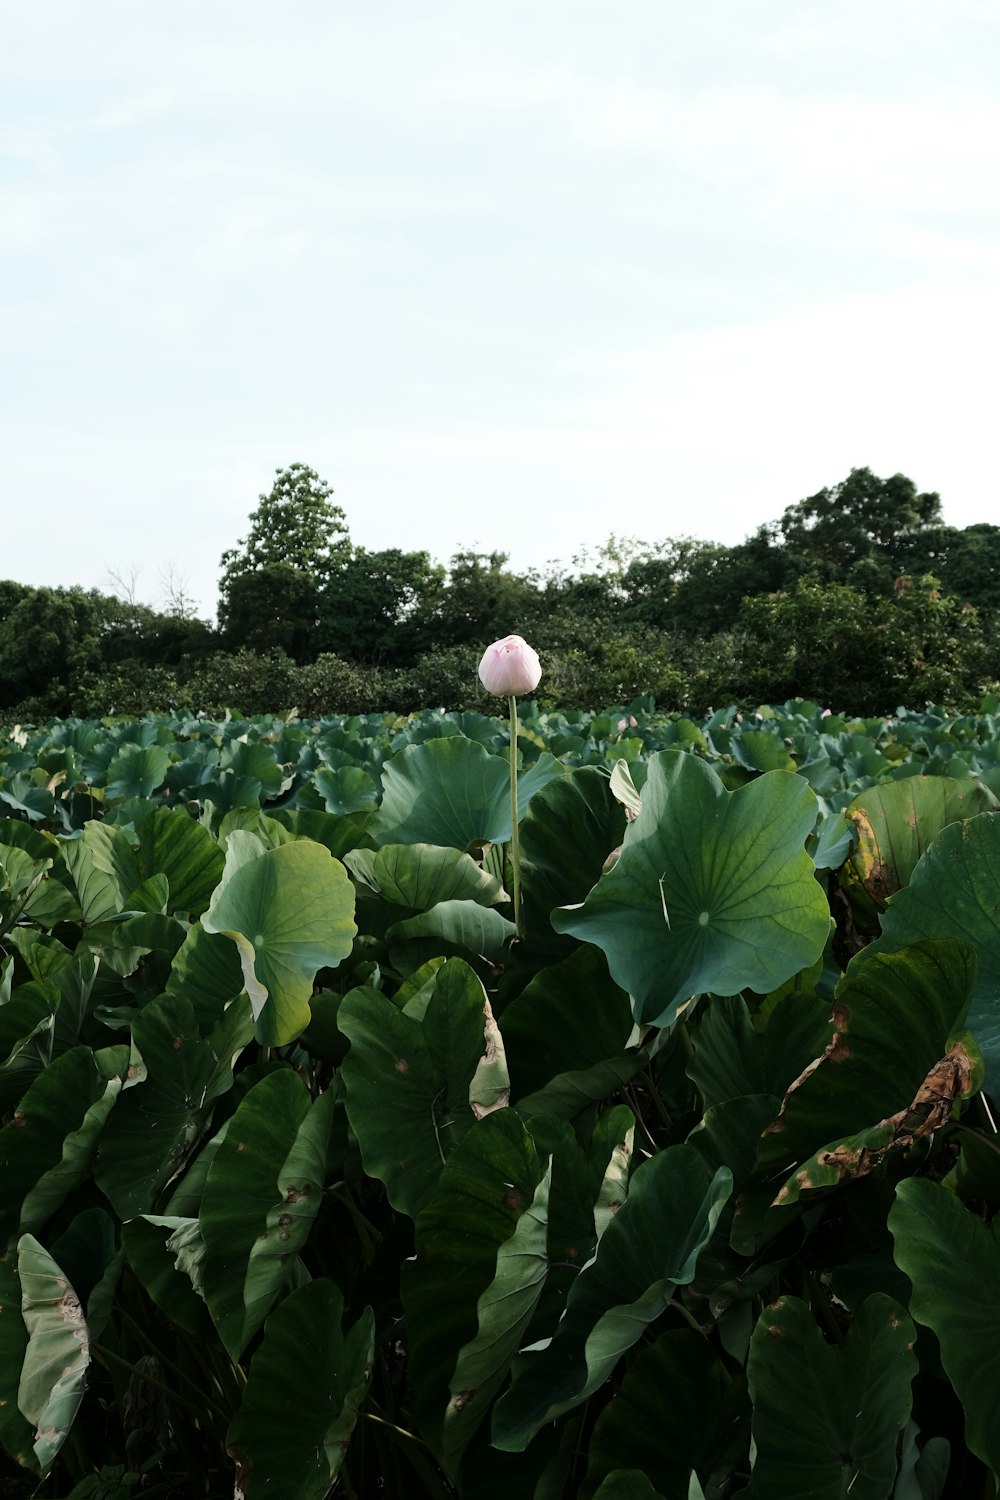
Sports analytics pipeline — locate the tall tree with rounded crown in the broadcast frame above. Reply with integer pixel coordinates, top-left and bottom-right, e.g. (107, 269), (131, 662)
(217, 463), (351, 655)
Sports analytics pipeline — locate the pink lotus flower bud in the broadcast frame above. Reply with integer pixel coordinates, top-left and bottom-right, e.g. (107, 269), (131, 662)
(478, 635), (542, 696)
(617, 715), (638, 731)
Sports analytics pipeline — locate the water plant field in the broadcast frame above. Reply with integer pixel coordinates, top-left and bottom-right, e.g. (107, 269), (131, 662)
(3, 698), (1000, 1497)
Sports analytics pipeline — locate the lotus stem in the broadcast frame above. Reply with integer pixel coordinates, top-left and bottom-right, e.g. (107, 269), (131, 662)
(509, 694), (522, 939)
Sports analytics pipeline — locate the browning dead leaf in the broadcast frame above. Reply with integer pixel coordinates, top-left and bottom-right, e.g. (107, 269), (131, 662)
(774, 1040), (975, 1201)
(845, 807), (902, 905)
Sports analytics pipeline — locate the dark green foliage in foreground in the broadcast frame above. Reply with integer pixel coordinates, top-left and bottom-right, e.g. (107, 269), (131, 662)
(2, 703), (1000, 1495)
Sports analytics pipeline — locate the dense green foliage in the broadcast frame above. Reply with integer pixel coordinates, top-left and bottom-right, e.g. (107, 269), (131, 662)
(2, 701), (1000, 1496)
(3, 465), (999, 720)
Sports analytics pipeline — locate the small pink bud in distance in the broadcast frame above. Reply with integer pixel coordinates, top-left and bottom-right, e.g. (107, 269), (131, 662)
(478, 635), (542, 696)
(821, 708), (832, 718)
(617, 715), (638, 731)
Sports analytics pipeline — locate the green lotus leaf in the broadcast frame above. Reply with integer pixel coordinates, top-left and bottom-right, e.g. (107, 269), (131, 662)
(387, 900), (516, 964)
(203, 836), (356, 1046)
(104, 742), (171, 801)
(843, 775), (997, 909)
(314, 764), (378, 814)
(48, 1208), (121, 1342)
(0, 1249), (34, 1471)
(890, 1177), (1000, 1473)
(581, 1329), (744, 1500)
(367, 842), (508, 908)
(163, 924), (247, 1031)
(745, 1293), (916, 1499)
(17, 1235), (91, 1476)
(369, 736), (563, 849)
(553, 752), (830, 1028)
(95, 995), (223, 1219)
(0, 1047), (121, 1252)
(120, 1217), (215, 1340)
(401, 1109), (544, 1467)
(492, 1144), (732, 1451)
(734, 940), (977, 1255)
(135, 806), (225, 917)
(687, 990), (838, 1113)
(590, 1472), (668, 1499)
(338, 958), (509, 1219)
(869, 811), (1000, 1078)
(200, 1070), (332, 1358)
(500, 945), (642, 1118)
(518, 766), (627, 962)
(226, 1280), (374, 1500)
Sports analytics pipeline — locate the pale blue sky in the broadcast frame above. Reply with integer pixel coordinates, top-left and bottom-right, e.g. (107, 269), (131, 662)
(4, 1), (1000, 619)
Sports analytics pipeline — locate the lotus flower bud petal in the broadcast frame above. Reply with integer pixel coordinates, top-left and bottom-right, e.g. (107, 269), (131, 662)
(478, 635), (542, 696)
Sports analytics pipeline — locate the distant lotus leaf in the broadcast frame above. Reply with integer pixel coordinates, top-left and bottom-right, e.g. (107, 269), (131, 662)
(553, 752), (830, 1027)
(203, 837), (356, 1046)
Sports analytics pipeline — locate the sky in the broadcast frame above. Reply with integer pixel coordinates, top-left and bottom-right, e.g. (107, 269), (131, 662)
(4, 0), (1000, 621)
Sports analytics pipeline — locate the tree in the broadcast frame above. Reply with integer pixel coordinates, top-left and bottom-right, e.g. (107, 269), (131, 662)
(217, 464), (351, 651)
(317, 547), (446, 663)
(779, 468), (942, 574)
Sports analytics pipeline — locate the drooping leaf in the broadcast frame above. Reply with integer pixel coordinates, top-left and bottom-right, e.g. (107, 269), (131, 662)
(135, 805), (225, 916)
(734, 940), (977, 1254)
(500, 944), (635, 1112)
(17, 1235), (91, 1476)
(890, 1177), (1000, 1473)
(401, 1110), (544, 1465)
(0, 1251), (34, 1472)
(581, 1329), (745, 1500)
(95, 995), (223, 1218)
(226, 1280), (374, 1499)
(492, 1145), (732, 1450)
(202, 834), (356, 1046)
(200, 1070), (331, 1358)
(517, 766), (627, 962)
(553, 752), (830, 1028)
(387, 900), (516, 964)
(0, 1047), (121, 1251)
(363, 842), (508, 908)
(687, 990), (832, 1113)
(338, 958), (508, 1219)
(442, 1159), (553, 1477)
(745, 1293), (916, 1500)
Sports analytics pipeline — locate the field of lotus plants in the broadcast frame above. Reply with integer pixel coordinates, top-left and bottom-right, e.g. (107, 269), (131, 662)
(3, 666), (1000, 1497)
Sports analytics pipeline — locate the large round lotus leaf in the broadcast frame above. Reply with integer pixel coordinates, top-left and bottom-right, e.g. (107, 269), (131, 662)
(871, 810), (1000, 1078)
(369, 737), (564, 849)
(552, 752), (830, 1028)
(843, 776), (998, 909)
(203, 836), (356, 1047)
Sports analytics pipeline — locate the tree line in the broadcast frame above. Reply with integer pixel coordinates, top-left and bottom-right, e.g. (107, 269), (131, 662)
(3, 462), (999, 719)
